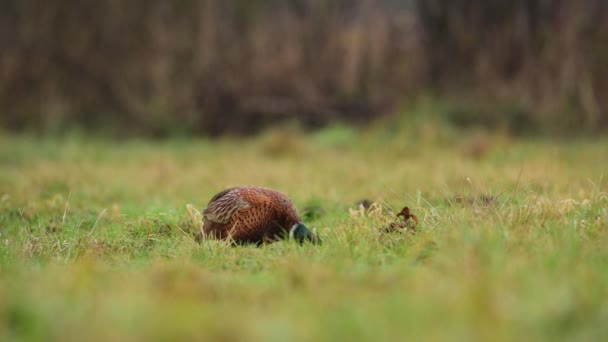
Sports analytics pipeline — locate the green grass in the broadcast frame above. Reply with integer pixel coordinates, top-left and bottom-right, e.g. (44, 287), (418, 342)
(1, 126), (607, 341)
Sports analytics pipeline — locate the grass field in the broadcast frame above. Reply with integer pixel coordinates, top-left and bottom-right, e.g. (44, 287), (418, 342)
(1, 124), (607, 341)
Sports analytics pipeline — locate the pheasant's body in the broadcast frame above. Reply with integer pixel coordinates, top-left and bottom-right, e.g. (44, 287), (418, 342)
(201, 186), (317, 244)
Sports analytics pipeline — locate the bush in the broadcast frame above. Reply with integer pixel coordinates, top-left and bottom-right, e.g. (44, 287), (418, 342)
(0, 0), (606, 136)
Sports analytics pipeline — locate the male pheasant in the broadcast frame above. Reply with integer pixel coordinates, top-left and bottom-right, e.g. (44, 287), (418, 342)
(201, 186), (321, 245)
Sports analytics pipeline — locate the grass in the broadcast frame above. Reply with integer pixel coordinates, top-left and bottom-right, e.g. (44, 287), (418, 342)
(1, 124), (607, 341)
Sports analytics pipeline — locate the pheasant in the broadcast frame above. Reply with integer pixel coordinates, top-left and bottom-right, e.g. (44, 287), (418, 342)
(201, 186), (321, 245)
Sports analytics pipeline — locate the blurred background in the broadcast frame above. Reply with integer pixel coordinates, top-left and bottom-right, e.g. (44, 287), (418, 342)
(1, 0), (607, 138)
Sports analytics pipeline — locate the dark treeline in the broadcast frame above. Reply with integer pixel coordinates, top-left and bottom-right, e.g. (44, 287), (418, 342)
(1, 0), (606, 137)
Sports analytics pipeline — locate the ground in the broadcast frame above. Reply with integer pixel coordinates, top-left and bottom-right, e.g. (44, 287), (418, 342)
(1, 124), (607, 341)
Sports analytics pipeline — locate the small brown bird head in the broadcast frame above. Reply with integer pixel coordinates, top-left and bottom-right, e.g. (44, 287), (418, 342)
(290, 223), (322, 245)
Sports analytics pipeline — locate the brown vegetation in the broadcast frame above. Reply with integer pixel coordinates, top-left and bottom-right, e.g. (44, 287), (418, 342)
(1, 0), (607, 136)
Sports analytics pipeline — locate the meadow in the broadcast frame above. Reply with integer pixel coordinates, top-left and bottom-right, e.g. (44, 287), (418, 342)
(1, 122), (607, 341)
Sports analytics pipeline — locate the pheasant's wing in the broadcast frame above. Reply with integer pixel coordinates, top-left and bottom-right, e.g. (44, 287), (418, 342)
(203, 188), (251, 224)
(228, 194), (277, 240)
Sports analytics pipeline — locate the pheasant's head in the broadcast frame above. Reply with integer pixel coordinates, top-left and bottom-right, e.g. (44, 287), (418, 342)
(290, 223), (322, 245)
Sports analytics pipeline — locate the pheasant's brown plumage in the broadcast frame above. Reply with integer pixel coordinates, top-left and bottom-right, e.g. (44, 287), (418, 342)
(201, 186), (315, 244)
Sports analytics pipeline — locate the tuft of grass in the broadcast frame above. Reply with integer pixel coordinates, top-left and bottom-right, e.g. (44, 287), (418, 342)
(1, 132), (608, 341)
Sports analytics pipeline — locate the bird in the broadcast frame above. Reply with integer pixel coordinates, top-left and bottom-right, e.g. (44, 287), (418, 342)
(200, 186), (321, 245)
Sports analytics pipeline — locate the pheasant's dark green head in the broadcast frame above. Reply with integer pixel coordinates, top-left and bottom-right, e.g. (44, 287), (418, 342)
(290, 223), (322, 245)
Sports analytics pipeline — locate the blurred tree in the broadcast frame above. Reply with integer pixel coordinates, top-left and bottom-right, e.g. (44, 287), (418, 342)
(0, 0), (606, 136)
